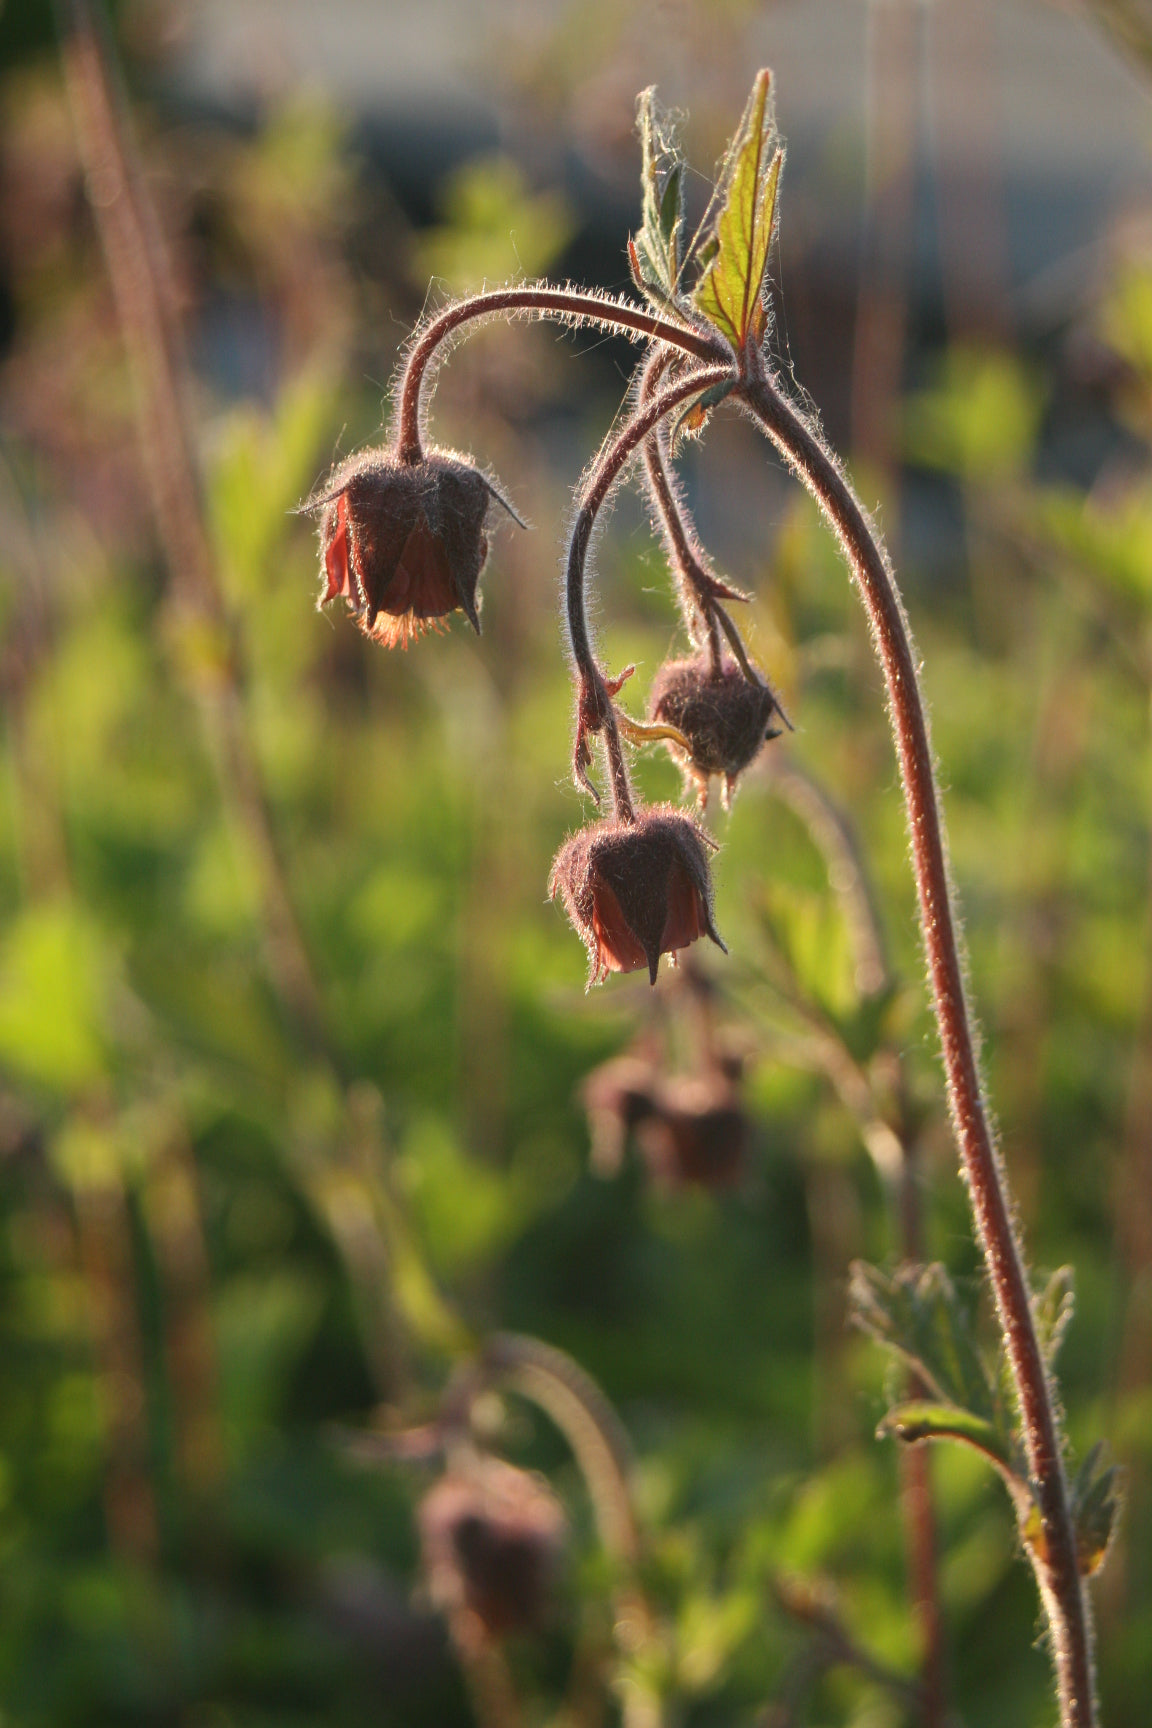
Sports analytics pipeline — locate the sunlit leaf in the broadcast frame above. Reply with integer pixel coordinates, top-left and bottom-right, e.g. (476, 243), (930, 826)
(759, 880), (858, 1022)
(693, 69), (783, 351)
(0, 904), (112, 1093)
(1029, 484), (1152, 607)
(631, 87), (686, 305)
(419, 156), (573, 294)
(904, 348), (1042, 481)
(878, 1399), (1015, 1474)
(849, 1261), (1012, 1454)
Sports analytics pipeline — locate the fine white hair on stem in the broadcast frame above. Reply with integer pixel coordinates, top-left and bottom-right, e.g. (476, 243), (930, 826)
(392, 281), (730, 464)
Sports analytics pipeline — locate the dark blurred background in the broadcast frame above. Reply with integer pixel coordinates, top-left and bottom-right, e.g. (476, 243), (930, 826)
(1, 1), (1152, 1723)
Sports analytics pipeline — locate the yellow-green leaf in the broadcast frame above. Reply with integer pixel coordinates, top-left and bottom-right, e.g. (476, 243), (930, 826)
(694, 68), (783, 351)
(878, 1400), (1016, 1476)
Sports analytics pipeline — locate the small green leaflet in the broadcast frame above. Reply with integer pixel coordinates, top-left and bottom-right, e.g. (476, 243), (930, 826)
(694, 68), (783, 352)
(878, 1400), (1016, 1477)
(1069, 1442), (1122, 1576)
(848, 1260), (1007, 1438)
(630, 87), (685, 306)
(1033, 1265), (1076, 1368)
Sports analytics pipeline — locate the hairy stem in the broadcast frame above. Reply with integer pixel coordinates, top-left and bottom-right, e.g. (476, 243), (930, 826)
(638, 352), (725, 673)
(566, 364), (734, 815)
(739, 357), (1095, 1727)
(396, 288), (728, 464)
(444, 1334), (659, 1728)
(462, 1333), (639, 1566)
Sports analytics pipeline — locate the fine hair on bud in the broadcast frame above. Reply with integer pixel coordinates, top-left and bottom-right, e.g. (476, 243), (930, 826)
(649, 653), (785, 805)
(549, 804), (726, 987)
(305, 445), (521, 649)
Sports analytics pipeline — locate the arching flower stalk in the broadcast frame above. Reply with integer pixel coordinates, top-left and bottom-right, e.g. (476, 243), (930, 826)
(438, 1335), (662, 1728)
(637, 352), (790, 807)
(732, 346), (1096, 1726)
(304, 63), (1101, 1728)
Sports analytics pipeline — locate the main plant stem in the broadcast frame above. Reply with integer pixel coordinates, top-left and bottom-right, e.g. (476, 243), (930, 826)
(739, 356), (1095, 1727)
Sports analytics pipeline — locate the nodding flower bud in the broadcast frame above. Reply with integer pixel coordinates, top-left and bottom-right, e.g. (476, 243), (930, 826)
(648, 654), (785, 805)
(580, 1053), (660, 1175)
(549, 804), (726, 988)
(305, 446), (521, 649)
(634, 1074), (747, 1190)
(581, 1052), (747, 1189)
(417, 1456), (566, 1640)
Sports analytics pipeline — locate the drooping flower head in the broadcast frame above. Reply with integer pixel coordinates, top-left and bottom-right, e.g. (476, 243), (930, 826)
(306, 446), (519, 649)
(634, 1073), (747, 1190)
(580, 1052), (660, 1174)
(581, 1054), (745, 1187)
(417, 1455), (566, 1640)
(549, 804), (725, 987)
(649, 653), (785, 804)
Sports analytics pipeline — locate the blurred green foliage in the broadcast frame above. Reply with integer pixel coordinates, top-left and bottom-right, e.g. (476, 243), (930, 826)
(0, 17), (1150, 1728)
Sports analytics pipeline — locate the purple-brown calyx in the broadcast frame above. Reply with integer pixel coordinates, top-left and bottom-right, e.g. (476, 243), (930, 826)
(649, 652), (786, 806)
(549, 804), (725, 987)
(418, 1454), (567, 1640)
(307, 446), (520, 649)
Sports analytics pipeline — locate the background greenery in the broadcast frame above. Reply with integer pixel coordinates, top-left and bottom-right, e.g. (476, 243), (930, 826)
(0, 2), (1150, 1723)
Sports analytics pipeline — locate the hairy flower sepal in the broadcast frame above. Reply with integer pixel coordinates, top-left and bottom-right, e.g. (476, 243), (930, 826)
(649, 653), (787, 806)
(306, 445), (522, 649)
(549, 804), (725, 987)
(572, 663), (637, 800)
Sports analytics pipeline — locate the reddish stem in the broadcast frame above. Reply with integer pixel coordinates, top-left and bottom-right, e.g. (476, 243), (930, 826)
(639, 351), (726, 674)
(565, 365), (734, 819)
(396, 287), (727, 465)
(739, 357), (1095, 1727)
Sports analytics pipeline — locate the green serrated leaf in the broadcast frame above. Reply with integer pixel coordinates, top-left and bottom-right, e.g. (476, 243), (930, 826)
(1033, 1266), (1076, 1369)
(878, 1400), (1016, 1474)
(848, 1261), (1010, 1446)
(996, 1266), (1077, 1425)
(633, 86), (685, 303)
(1021, 1442), (1122, 1577)
(693, 68), (783, 351)
(1071, 1442), (1122, 1576)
